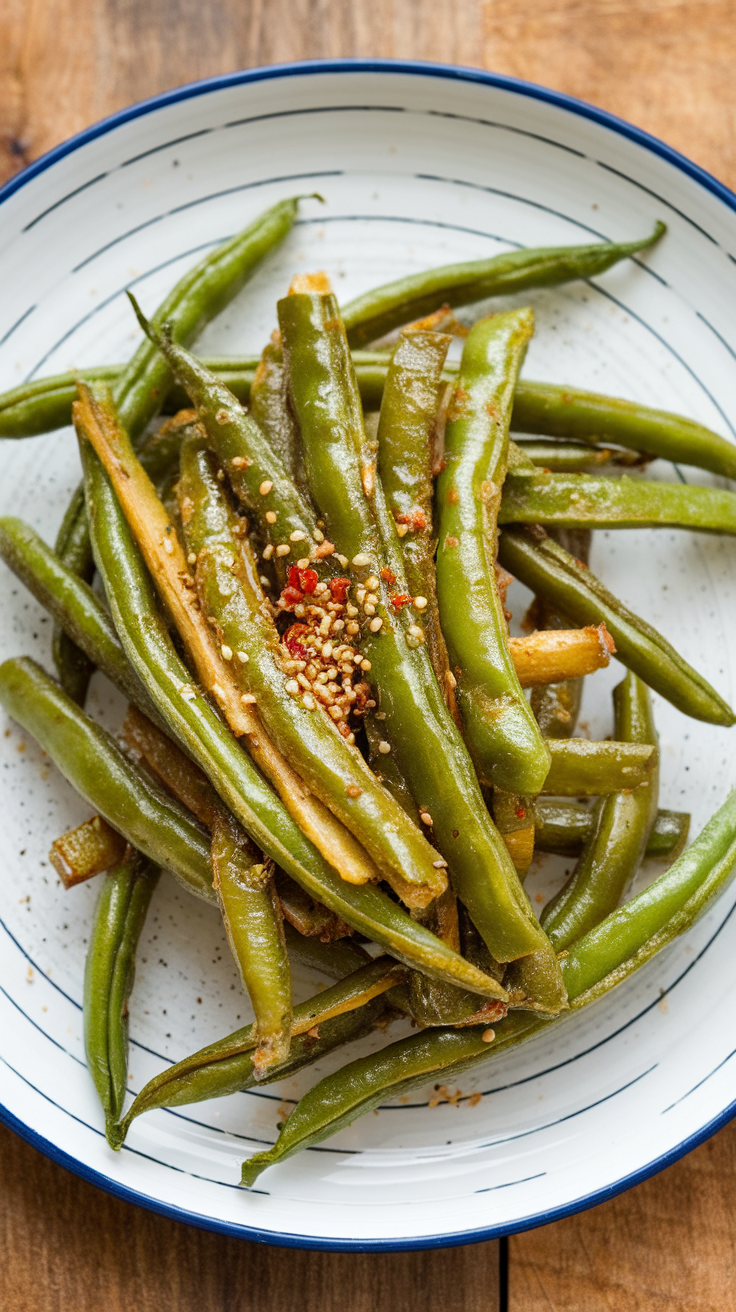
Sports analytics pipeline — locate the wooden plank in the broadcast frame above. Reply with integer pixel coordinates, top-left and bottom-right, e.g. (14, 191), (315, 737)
(510, 1119), (736, 1309)
(0, 1122), (499, 1312)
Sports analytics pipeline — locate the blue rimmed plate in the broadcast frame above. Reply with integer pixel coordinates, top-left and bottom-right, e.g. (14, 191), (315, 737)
(1, 59), (736, 1250)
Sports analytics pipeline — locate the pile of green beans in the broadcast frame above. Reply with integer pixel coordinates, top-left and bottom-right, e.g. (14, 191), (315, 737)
(1, 199), (734, 1183)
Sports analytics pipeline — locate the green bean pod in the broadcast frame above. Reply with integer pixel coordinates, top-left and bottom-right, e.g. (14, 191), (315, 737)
(498, 527), (734, 725)
(528, 527), (592, 741)
(541, 673), (659, 949)
(79, 443), (504, 998)
(211, 813), (292, 1077)
(116, 974), (395, 1148)
(283, 921), (370, 980)
(241, 786), (736, 1184)
(278, 288), (565, 1008)
(84, 849), (159, 1143)
(436, 308), (551, 794)
(500, 466), (736, 532)
(0, 656), (215, 900)
(542, 737), (655, 795)
(249, 335), (306, 487)
(129, 297), (323, 583)
(533, 799), (690, 861)
(341, 223), (665, 347)
(52, 484), (96, 705)
(178, 433), (447, 910)
(376, 328), (457, 707)
(511, 379), (736, 482)
(515, 439), (649, 473)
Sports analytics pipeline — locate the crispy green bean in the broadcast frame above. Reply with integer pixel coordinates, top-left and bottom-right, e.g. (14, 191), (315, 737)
(341, 223), (665, 347)
(84, 849), (159, 1144)
(499, 526), (735, 726)
(278, 284), (565, 1005)
(241, 787), (736, 1184)
(436, 308), (551, 793)
(78, 434), (504, 997)
(533, 800), (690, 861)
(500, 466), (736, 532)
(177, 431), (446, 910)
(542, 673), (659, 949)
(0, 656), (215, 900)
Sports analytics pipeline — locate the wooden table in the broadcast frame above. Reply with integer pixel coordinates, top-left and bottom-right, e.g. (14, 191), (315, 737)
(2, 3), (736, 1307)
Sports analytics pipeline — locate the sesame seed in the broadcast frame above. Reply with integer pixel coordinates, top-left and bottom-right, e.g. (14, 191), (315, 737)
(297, 557), (310, 569)
(406, 636), (421, 649)
(265, 510), (277, 524)
(231, 456), (248, 468)
(217, 468), (225, 481)
(290, 530), (306, 543)
(396, 524), (408, 538)
(356, 588), (366, 604)
(352, 553), (371, 567)
(363, 603), (376, 616)
(420, 811), (433, 826)
(346, 732), (355, 745)
(346, 603), (359, 617)
(375, 711), (386, 720)
(432, 859), (448, 869)
(259, 480), (273, 496)
(360, 659), (372, 672)
(187, 552), (197, 565)
(313, 528), (325, 542)
(377, 740), (391, 754)
(332, 619), (345, 632)
(365, 576), (380, 590)
(163, 537), (174, 554)
(446, 670), (457, 689)
(328, 705), (343, 721)
(297, 674), (310, 689)
(353, 652), (363, 664)
(259, 576), (271, 588)
(414, 595), (428, 610)
(285, 679), (300, 694)
(369, 617), (383, 633)
(346, 784), (362, 798)
(262, 544), (274, 560)
(237, 651), (249, 663)
(336, 554), (349, 567)
(482, 1029), (495, 1044)
(319, 616), (332, 635)
(294, 603), (306, 617)
(302, 693), (316, 710)
(346, 621), (360, 635)
(240, 693), (257, 705)
(220, 644), (233, 661)
(321, 642), (333, 659)
(365, 593), (378, 607)
(408, 624), (424, 639)
(276, 544), (290, 557)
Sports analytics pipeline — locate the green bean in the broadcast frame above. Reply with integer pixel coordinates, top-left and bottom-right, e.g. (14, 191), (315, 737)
(278, 285), (565, 1006)
(249, 334), (306, 487)
(210, 812), (292, 1077)
(542, 737), (655, 794)
(436, 308), (551, 794)
(542, 673), (659, 949)
(534, 800), (690, 862)
(341, 223), (665, 348)
(511, 379), (736, 482)
(375, 327), (458, 711)
(0, 517), (156, 721)
(115, 961), (396, 1148)
(177, 430), (446, 910)
(78, 435), (504, 998)
(84, 849), (159, 1144)
(499, 526), (734, 726)
(241, 787), (736, 1184)
(283, 922), (370, 979)
(52, 485), (96, 705)
(515, 439), (649, 473)
(0, 656), (215, 901)
(500, 466), (736, 532)
(528, 528), (592, 740)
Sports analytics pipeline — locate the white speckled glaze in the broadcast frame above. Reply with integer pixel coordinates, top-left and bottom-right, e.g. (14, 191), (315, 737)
(1, 61), (736, 1250)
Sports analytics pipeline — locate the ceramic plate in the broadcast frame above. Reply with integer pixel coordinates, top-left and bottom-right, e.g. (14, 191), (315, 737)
(2, 60), (736, 1251)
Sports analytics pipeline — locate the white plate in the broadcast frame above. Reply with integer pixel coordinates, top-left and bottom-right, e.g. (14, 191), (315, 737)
(1, 60), (736, 1251)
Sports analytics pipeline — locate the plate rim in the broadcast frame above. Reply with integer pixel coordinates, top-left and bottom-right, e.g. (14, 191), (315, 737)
(2, 55), (736, 1251)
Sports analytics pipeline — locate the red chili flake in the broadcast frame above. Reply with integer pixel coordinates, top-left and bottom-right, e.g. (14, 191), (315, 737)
(329, 577), (350, 603)
(515, 806), (527, 820)
(380, 568), (396, 585)
(287, 565), (318, 595)
(282, 623), (311, 658)
(279, 585), (303, 609)
(390, 593), (412, 611)
(395, 508), (427, 532)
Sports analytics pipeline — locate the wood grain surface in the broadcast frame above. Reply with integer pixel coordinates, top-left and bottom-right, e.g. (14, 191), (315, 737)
(2, 2), (736, 1308)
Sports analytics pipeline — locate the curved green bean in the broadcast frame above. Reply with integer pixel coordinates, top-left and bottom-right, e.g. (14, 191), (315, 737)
(84, 849), (159, 1144)
(341, 223), (665, 347)
(533, 800), (690, 861)
(499, 526), (734, 726)
(500, 467), (736, 532)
